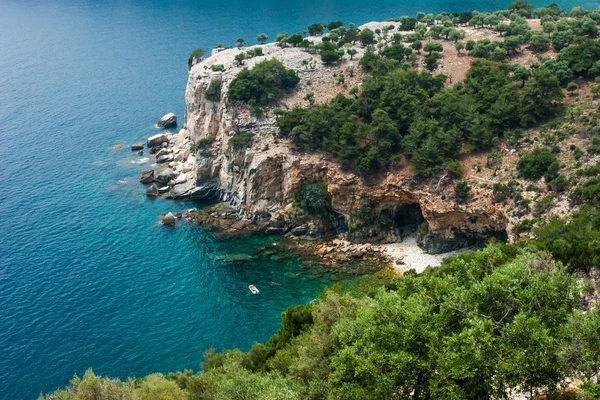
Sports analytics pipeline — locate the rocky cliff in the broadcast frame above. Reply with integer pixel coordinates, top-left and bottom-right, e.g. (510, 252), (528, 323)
(171, 35), (508, 253)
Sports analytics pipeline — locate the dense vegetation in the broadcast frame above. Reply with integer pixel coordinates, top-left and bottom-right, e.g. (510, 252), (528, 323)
(42, 243), (600, 399)
(227, 59), (299, 106)
(277, 59), (563, 174)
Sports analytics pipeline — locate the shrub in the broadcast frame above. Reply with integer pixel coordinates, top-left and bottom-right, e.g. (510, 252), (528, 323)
(228, 59), (299, 105)
(228, 132), (254, 149)
(493, 183), (509, 202)
(534, 194), (555, 216)
(196, 137), (216, 148)
(295, 180), (329, 214)
(205, 79), (222, 102)
(211, 64), (225, 72)
(515, 218), (535, 233)
(548, 174), (569, 192)
(187, 48), (205, 69)
(454, 181), (471, 201)
(517, 148), (559, 180)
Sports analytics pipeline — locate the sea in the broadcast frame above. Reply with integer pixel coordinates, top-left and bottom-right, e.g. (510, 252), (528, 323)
(0, 0), (597, 398)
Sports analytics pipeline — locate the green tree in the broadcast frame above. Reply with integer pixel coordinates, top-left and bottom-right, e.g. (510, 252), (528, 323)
(517, 148), (559, 180)
(508, 0), (534, 17)
(566, 81), (578, 95)
(234, 52), (246, 66)
(228, 59), (300, 105)
(275, 32), (289, 46)
(346, 48), (358, 60)
(308, 23), (326, 36)
(513, 65), (532, 86)
(236, 37), (246, 48)
(288, 33), (303, 47)
(257, 33), (268, 44)
(359, 28), (376, 46)
(411, 40), (423, 53)
(455, 41), (465, 55)
(528, 31), (550, 52)
(543, 21), (555, 37)
(423, 41), (443, 55)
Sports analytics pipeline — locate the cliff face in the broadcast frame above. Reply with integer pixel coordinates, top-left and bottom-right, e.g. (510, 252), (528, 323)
(180, 42), (508, 252)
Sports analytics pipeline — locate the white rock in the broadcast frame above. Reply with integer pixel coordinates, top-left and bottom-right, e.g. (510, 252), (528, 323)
(148, 134), (168, 147)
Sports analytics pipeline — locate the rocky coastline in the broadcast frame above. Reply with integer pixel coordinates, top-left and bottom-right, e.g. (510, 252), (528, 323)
(138, 26), (516, 262)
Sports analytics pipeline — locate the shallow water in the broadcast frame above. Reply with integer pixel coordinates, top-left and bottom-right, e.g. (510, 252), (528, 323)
(0, 0), (597, 398)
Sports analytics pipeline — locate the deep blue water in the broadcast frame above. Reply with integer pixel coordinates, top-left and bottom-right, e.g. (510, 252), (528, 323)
(1, 0), (599, 398)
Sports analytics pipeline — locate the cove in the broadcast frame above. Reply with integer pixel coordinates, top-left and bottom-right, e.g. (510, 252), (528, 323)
(0, 0), (597, 398)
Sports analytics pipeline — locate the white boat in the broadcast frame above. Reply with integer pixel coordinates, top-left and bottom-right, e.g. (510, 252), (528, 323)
(249, 285), (259, 295)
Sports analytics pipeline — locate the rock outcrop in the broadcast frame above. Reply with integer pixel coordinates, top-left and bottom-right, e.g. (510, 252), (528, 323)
(157, 113), (177, 128)
(144, 38), (509, 252)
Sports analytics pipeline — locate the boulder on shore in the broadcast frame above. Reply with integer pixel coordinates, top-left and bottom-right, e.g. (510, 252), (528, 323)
(148, 134), (168, 148)
(162, 212), (176, 226)
(157, 113), (177, 128)
(157, 154), (173, 164)
(139, 170), (154, 184)
(146, 184), (159, 197)
(154, 169), (175, 185)
(131, 143), (144, 151)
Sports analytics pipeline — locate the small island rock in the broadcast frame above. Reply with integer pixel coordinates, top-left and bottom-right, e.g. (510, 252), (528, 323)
(157, 113), (177, 128)
(162, 212), (176, 226)
(131, 143), (144, 151)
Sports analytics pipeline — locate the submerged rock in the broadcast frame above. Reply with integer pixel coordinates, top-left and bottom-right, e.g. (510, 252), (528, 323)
(157, 113), (177, 128)
(139, 170), (154, 184)
(111, 142), (125, 149)
(137, 150), (144, 156)
(162, 212), (176, 226)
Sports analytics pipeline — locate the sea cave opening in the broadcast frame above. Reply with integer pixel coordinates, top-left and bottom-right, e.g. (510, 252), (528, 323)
(379, 203), (426, 238)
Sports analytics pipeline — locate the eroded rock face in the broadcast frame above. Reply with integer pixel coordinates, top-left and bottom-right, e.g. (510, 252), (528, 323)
(179, 43), (509, 251)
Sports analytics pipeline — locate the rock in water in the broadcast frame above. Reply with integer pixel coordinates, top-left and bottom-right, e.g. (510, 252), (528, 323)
(111, 142), (125, 149)
(137, 150), (144, 156)
(131, 143), (144, 151)
(146, 184), (159, 197)
(147, 133), (168, 148)
(162, 212), (176, 226)
(157, 113), (177, 128)
(139, 170), (154, 184)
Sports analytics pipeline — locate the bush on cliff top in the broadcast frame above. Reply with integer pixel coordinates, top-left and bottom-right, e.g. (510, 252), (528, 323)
(187, 48), (205, 69)
(227, 59), (299, 106)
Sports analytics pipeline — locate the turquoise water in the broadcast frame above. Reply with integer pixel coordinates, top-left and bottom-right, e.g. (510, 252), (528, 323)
(0, 0), (597, 398)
